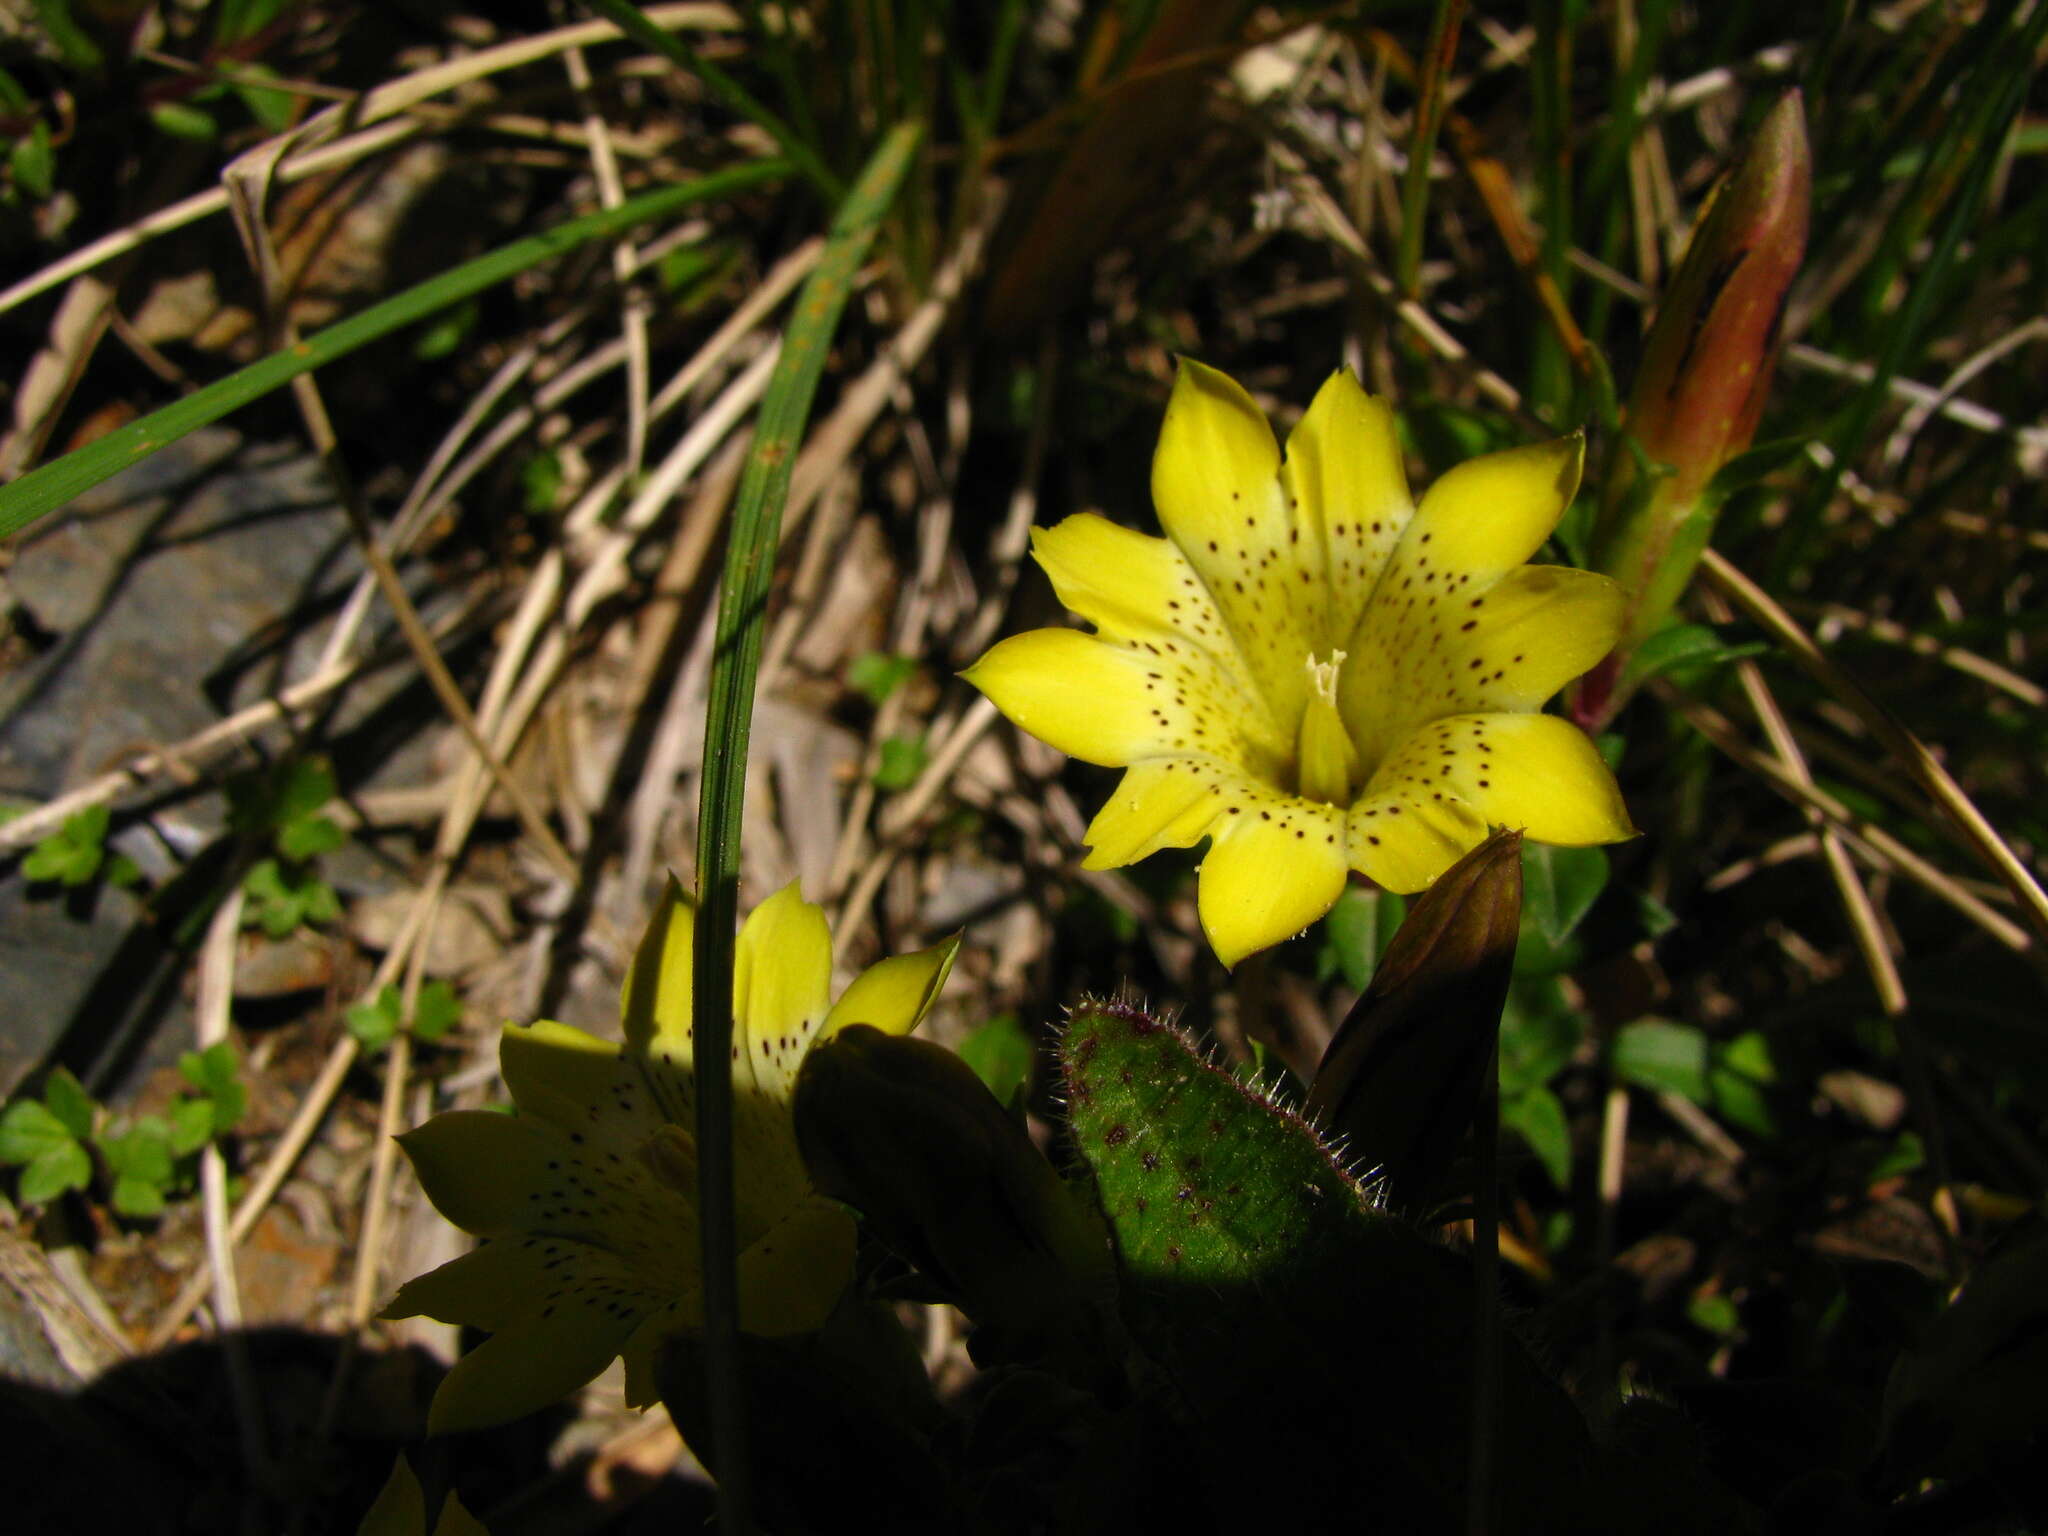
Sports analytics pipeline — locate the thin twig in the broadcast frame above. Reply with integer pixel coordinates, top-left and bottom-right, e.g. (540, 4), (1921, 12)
(1699, 548), (2048, 949)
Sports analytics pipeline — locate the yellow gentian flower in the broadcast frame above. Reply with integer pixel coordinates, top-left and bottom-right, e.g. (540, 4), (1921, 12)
(383, 879), (958, 1433)
(965, 360), (1632, 967)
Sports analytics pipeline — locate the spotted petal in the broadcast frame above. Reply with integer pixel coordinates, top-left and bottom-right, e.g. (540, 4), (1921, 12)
(734, 882), (833, 1100)
(1152, 359), (1325, 727)
(1196, 803), (1349, 968)
(1080, 759), (1228, 868)
(425, 1273), (659, 1434)
(621, 874), (696, 1059)
(735, 1194), (858, 1335)
(1278, 368), (1414, 646)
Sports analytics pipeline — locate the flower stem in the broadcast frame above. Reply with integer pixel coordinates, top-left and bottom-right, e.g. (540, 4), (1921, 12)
(690, 122), (923, 1529)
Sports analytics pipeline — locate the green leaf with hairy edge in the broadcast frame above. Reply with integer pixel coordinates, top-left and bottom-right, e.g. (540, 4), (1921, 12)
(0, 1099), (75, 1163)
(1503, 1085), (1572, 1189)
(686, 129), (923, 1527)
(43, 1068), (95, 1140)
(956, 1014), (1033, 1107)
(1058, 999), (1597, 1528)
(1615, 1018), (1711, 1103)
(19, 1141), (91, 1205)
(0, 161), (788, 542)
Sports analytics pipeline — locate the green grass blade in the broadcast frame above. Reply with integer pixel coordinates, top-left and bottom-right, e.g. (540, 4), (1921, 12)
(0, 160), (788, 543)
(579, 0), (842, 200)
(689, 119), (923, 1527)
(1395, 0), (1465, 298)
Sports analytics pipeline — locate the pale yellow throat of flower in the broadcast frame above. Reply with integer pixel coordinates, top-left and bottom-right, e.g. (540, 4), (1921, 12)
(1296, 651), (1363, 806)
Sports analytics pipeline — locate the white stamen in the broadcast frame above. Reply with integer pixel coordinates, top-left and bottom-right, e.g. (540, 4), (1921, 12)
(1305, 649), (1347, 703)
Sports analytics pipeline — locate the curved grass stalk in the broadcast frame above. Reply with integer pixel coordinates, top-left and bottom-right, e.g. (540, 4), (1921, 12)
(0, 161), (786, 542)
(689, 121), (922, 1526)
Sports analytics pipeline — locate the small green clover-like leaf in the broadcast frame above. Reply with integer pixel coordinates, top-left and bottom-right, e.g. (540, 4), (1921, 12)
(169, 1099), (216, 1157)
(150, 100), (219, 141)
(1, 1099), (77, 1164)
(276, 813), (343, 861)
(179, 1042), (247, 1132)
(956, 1013), (1033, 1108)
(42, 1068), (96, 1141)
(111, 1175), (168, 1218)
(274, 758), (335, 824)
(848, 651), (918, 706)
(872, 734), (928, 791)
(22, 804), (110, 886)
(1614, 1018), (1711, 1103)
(347, 986), (403, 1053)
(413, 981), (462, 1044)
(243, 858), (340, 937)
(521, 450), (563, 515)
(1318, 886), (1406, 992)
(1503, 1084), (1572, 1189)
(96, 1118), (175, 1189)
(412, 297), (479, 361)
(19, 1140), (92, 1205)
(1523, 843), (1609, 948)
(1687, 1291), (1742, 1338)
(1709, 1066), (1776, 1137)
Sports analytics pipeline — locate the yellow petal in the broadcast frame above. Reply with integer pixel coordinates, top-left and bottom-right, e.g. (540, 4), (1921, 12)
(356, 1456), (427, 1536)
(964, 629), (1171, 766)
(1279, 369), (1414, 641)
(1440, 713), (1634, 845)
(619, 1294), (704, 1409)
(1031, 513), (1232, 653)
(1151, 357), (1283, 559)
(1079, 758), (1227, 868)
(736, 1195), (858, 1336)
(433, 1494), (490, 1536)
(396, 1111), (569, 1238)
(426, 1287), (654, 1435)
(1430, 565), (1623, 714)
(1394, 434), (1584, 582)
(733, 882), (833, 1100)
(1346, 785), (1492, 893)
(384, 1236), (549, 1331)
(1196, 804), (1350, 968)
(823, 933), (961, 1041)
(500, 1019), (699, 1168)
(621, 874), (696, 1058)
(1342, 565), (1624, 761)
(1152, 358), (1325, 727)
(1356, 714), (1631, 890)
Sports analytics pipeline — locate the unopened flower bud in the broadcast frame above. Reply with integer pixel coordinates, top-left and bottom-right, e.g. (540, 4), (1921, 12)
(1592, 89), (1811, 653)
(794, 1026), (1112, 1343)
(1307, 830), (1523, 1207)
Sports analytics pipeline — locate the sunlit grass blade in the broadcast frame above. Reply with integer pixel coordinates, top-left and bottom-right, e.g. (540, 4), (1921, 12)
(689, 119), (922, 1527)
(0, 160), (788, 543)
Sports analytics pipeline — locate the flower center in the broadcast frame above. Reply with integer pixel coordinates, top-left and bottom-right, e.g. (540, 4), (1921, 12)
(1295, 651), (1363, 805)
